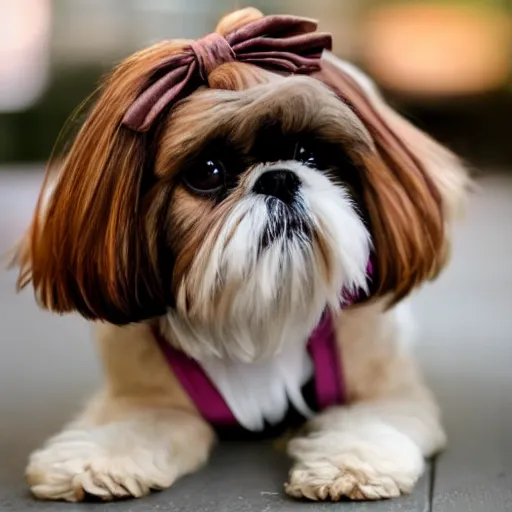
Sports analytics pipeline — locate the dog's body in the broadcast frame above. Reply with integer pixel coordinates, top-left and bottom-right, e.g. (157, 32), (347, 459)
(16, 8), (468, 503)
(27, 297), (443, 502)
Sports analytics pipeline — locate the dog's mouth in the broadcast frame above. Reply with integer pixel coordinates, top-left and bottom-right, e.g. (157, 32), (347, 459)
(258, 198), (312, 252)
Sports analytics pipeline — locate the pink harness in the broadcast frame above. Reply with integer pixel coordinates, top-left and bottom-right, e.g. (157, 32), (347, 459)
(154, 310), (343, 428)
(154, 263), (371, 430)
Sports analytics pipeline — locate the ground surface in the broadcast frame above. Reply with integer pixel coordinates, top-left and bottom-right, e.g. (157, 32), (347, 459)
(0, 169), (510, 511)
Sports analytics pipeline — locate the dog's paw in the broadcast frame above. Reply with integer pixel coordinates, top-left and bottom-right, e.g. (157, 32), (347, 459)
(26, 429), (177, 502)
(285, 426), (424, 501)
(285, 460), (413, 501)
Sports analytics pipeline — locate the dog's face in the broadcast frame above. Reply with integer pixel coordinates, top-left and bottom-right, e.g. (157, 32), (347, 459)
(16, 38), (468, 362)
(157, 77), (371, 360)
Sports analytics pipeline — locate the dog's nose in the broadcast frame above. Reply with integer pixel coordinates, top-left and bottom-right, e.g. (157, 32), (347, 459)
(253, 170), (301, 204)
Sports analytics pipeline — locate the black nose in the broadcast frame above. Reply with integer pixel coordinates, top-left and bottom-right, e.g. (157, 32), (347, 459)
(253, 170), (301, 204)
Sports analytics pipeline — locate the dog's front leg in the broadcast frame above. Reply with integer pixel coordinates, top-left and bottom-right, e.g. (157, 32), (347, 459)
(26, 403), (214, 502)
(25, 324), (215, 502)
(285, 390), (445, 501)
(285, 300), (446, 501)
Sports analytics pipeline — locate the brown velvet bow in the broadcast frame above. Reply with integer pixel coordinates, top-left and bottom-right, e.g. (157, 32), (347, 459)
(122, 15), (332, 132)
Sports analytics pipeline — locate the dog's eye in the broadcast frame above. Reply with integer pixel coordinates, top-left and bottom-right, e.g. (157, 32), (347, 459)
(184, 160), (226, 194)
(294, 143), (316, 166)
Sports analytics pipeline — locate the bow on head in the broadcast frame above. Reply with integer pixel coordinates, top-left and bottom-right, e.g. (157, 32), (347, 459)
(122, 15), (332, 132)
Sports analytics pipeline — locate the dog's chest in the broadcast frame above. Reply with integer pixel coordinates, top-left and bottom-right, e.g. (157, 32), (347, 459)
(199, 339), (315, 431)
(155, 312), (344, 433)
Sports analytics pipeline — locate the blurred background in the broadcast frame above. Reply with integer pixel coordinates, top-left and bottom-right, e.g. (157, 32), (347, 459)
(0, 0), (511, 168)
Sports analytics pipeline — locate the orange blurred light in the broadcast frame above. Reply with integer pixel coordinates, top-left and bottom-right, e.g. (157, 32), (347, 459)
(362, 3), (511, 97)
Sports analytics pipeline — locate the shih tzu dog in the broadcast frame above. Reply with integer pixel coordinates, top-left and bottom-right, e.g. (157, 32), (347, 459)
(15, 7), (468, 503)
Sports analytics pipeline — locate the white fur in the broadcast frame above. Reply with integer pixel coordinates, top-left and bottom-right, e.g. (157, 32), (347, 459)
(200, 334), (314, 431)
(163, 160), (370, 363)
(286, 424), (425, 500)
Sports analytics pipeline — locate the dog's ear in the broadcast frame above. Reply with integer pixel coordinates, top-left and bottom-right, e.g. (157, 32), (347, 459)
(15, 44), (188, 324)
(315, 53), (470, 303)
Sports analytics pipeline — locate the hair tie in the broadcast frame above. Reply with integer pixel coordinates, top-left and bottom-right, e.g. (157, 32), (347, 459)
(122, 15), (332, 132)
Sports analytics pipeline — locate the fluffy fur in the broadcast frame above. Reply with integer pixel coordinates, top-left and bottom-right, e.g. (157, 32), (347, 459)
(15, 7), (468, 503)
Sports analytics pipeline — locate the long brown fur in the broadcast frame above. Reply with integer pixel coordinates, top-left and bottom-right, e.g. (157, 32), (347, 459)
(16, 6), (466, 322)
(315, 61), (447, 302)
(16, 42), (195, 324)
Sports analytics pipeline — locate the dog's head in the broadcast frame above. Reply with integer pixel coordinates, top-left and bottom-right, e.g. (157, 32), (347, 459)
(16, 8), (468, 361)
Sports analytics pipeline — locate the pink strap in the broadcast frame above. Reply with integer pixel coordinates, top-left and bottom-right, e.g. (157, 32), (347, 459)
(154, 329), (237, 426)
(307, 311), (344, 410)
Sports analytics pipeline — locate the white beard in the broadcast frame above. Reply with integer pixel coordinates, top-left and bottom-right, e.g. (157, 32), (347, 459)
(162, 161), (371, 363)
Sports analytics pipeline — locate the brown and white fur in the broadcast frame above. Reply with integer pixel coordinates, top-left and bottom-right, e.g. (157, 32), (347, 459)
(15, 8), (468, 503)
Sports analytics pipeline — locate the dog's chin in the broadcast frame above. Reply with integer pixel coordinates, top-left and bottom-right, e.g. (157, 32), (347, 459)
(258, 198), (311, 251)
(164, 238), (324, 362)
(163, 166), (371, 363)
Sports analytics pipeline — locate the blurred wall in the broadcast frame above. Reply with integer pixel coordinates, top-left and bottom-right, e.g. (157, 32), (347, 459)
(0, 0), (511, 167)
